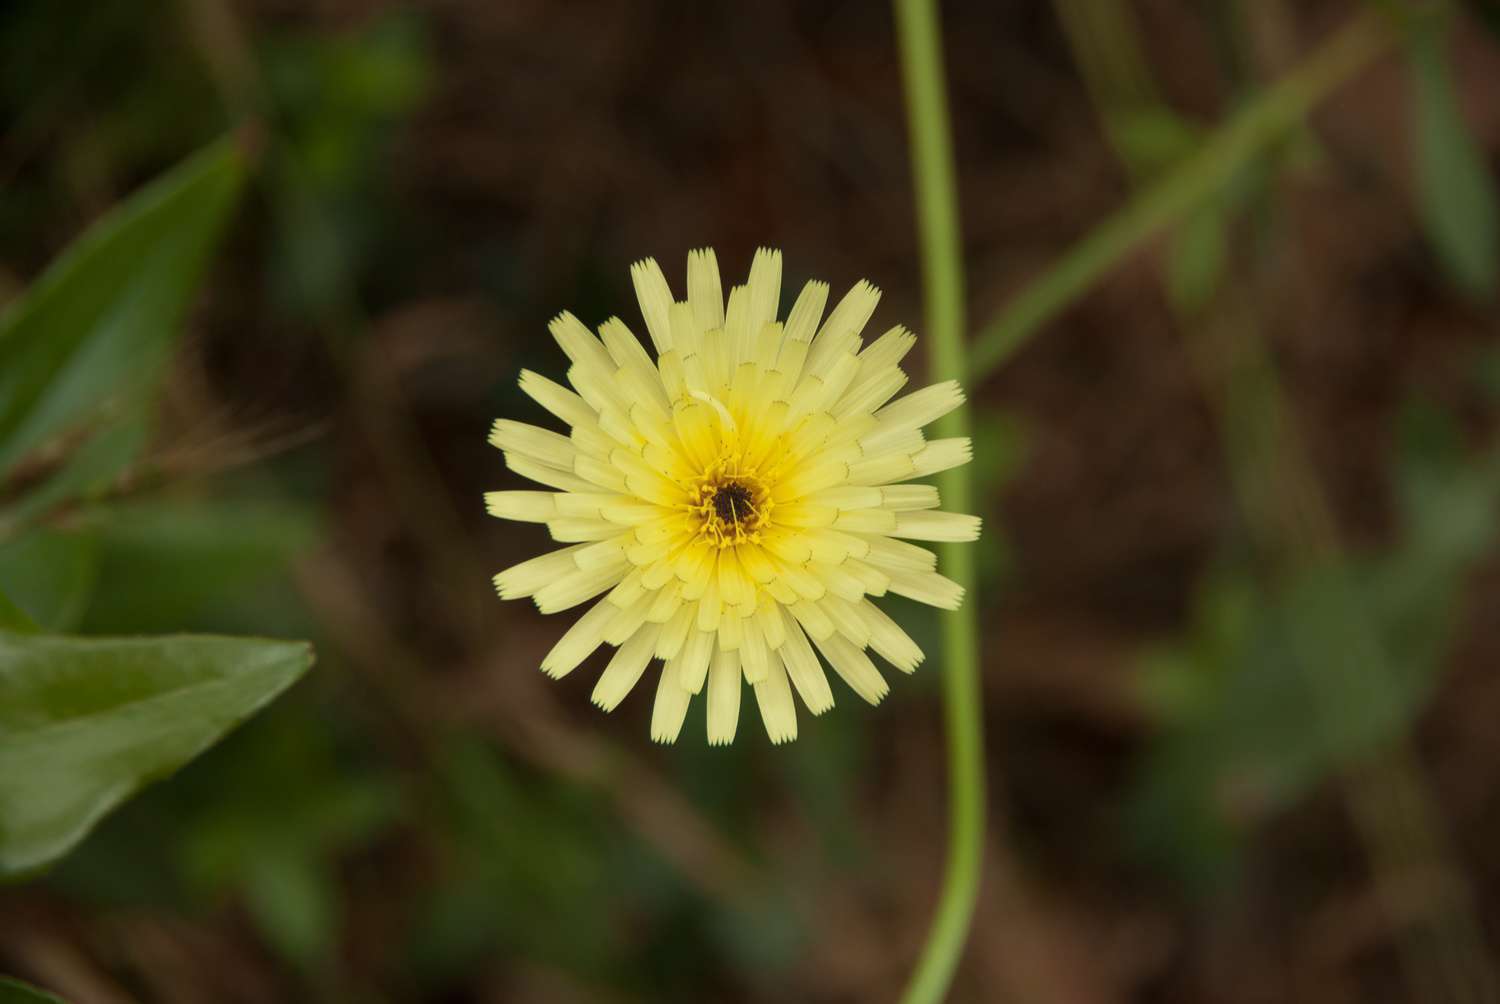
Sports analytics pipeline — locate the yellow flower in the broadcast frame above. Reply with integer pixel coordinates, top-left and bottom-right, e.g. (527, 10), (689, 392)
(488, 248), (978, 745)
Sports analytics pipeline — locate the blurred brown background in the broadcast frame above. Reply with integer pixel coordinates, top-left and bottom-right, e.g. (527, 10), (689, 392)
(3, 0), (1500, 1001)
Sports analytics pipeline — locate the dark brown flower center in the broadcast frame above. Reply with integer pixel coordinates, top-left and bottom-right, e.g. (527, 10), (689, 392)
(712, 482), (755, 524)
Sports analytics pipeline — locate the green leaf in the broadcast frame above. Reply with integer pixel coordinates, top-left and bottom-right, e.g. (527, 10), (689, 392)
(0, 631), (313, 877)
(75, 497), (319, 634)
(0, 405), (151, 538)
(1130, 415), (1500, 890)
(1409, 24), (1500, 299)
(0, 977), (69, 1004)
(175, 709), (399, 968)
(241, 849), (336, 967)
(0, 135), (248, 479)
(0, 531), (99, 632)
(1475, 345), (1500, 404)
(0, 590), (40, 635)
(409, 739), (618, 980)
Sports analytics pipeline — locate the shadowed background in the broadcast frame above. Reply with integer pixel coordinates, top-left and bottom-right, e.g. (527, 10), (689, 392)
(2, 1), (1500, 1001)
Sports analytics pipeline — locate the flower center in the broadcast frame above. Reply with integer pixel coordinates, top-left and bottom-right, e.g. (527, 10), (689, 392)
(712, 482), (756, 524)
(686, 461), (773, 548)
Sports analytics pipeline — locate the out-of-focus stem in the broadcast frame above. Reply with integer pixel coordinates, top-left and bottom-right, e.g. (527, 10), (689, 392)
(971, 9), (1390, 378)
(893, 1), (986, 1002)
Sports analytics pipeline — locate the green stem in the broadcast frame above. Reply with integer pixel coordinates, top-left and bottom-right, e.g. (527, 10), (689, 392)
(893, 2), (985, 1003)
(972, 8), (1390, 378)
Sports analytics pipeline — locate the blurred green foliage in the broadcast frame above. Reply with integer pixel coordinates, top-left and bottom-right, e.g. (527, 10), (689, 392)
(180, 710), (400, 967)
(0, 4), (222, 259)
(261, 12), (431, 317)
(408, 739), (622, 981)
(1131, 367), (1500, 888)
(73, 496), (319, 636)
(1409, 19), (1499, 299)
(0, 531), (96, 634)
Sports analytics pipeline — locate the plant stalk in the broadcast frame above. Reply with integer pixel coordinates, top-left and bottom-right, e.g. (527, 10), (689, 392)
(972, 9), (1390, 378)
(893, 1), (986, 1002)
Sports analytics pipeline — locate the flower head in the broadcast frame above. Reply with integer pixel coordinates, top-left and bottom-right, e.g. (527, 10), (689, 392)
(488, 248), (978, 745)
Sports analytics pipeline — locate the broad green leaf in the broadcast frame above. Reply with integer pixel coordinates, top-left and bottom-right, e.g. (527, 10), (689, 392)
(1409, 24), (1499, 299)
(0, 631), (313, 876)
(0, 977), (68, 1004)
(0, 135), (248, 479)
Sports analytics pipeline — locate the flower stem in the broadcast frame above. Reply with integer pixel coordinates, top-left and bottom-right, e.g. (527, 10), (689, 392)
(893, 2), (985, 1002)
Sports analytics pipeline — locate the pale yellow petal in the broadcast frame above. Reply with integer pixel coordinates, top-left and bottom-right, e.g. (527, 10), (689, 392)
(490, 419), (575, 465)
(541, 599), (615, 678)
(706, 647), (743, 745)
(752, 654), (798, 744)
(885, 568), (965, 609)
(892, 510), (982, 542)
(592, 621), (661, 711)
(651, 657), (694, 744)
(739, 611), (769, 684)
(678, 626), (714, 693)
(880, 484), (940, 510)
(743, 247), (782, 352)
(811, 631), (888, 705)
(535, 561), (629, 614)
(603, 586), (656, 644)
(493, 543), (592, 600)
(783, 280), (829, 344)
(778, 606), (835, 714)
(910, 437), (973, 478)
(630, 258), (674, 353)
(860, 535), (938, 572)
(657, 600), (695, 658)
(687, 247), (725, 335)
(519, 369), (597, 428)
(859, 599), (924, 673)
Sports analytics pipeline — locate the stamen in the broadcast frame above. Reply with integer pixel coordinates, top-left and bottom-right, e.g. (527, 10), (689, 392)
(713, 483), (755, 524)
(685, 462), (773, 548)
